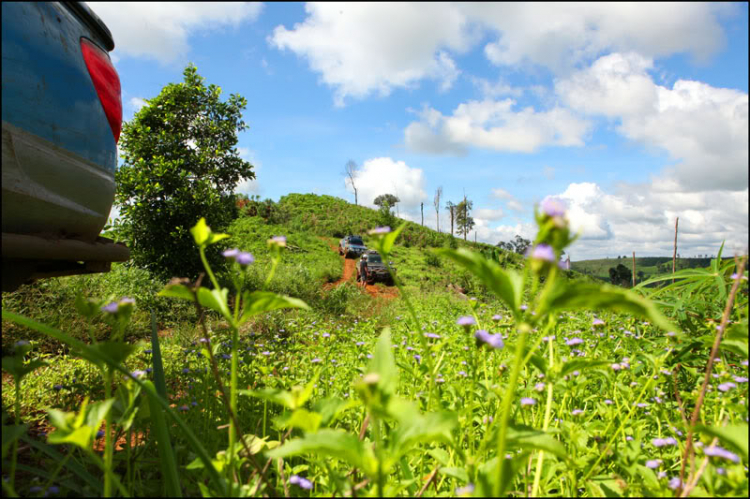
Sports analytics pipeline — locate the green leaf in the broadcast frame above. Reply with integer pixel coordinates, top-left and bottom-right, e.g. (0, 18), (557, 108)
(559, 359), (612, 378)
(240, 388), (295, 410)
(439, 467), (469, 483)
(719, 340), (748, 359)
(74, 294), (103, 319)
(144, 380), (182, 497)
(2, 424), (28, 459)
(506, 424), (568, 461)
(48, 426), (92, 449)
(85, 399), (116, 434)
(438, 248), (522, 313)
(696, 423), (748, 460)
(379, 223), (407, 255)
(239, 291), (310, 324)
(158, 283), (196, 302)
(266, 429), (376, 476)
(544, 282), (676, 332)
(389, 405), (458, 457)
(197, 287), (234, 324)
(191, 218), (211, 246)
(284, 409), (323, 433)
(370, 328), (398, 397)
(89, 341), (138, 366)
(2, 357), (47, 381)
(313, 397), (355, 427)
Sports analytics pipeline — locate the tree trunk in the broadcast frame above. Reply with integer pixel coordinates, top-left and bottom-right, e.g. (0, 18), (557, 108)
(421, 202), (424, 226)
(672, 217), (679, 284)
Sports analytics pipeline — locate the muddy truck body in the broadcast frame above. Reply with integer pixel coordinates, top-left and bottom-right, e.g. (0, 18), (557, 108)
(357, 251), (395, 285)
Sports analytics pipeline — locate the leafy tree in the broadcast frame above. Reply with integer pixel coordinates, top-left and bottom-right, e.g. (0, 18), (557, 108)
(608, 264), (633, 287)
(497, 235), (531, 255)
(373, 194), (400, 210)
(455, 199), (474, 240)
(115, 64), (254, 279)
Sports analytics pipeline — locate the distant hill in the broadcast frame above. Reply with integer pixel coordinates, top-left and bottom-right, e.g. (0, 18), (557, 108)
(571, 256), (726, 283)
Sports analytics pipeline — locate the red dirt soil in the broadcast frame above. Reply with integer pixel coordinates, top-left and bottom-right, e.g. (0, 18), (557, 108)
(324, 244), (398, 299)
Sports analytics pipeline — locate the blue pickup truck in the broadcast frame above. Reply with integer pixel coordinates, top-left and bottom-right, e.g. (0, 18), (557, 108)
(2, 2), (129, 291)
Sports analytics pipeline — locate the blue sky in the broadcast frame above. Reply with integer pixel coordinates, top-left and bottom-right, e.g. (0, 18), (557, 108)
(92, 2), (749, 260)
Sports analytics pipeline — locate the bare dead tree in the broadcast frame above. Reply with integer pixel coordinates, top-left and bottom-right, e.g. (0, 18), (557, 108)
(446, 201), (455, 236)
(632, 251), (636, 287)
(433, 186), (442, 233)
(344, 160), (359, 206)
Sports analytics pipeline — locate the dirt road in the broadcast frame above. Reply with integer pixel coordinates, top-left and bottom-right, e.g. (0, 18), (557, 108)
(325, 244), (397, 299)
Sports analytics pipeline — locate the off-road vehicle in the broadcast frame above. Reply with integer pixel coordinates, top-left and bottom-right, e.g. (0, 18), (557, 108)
(339, 235), (367, 258)
(357, 250), (395, 286)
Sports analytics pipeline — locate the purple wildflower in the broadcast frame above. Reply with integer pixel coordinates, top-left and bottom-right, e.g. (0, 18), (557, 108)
(566, 338), (584, 346)
(521, 397), (536, 407)
(131, 370), (147, 379)
(222, 248), (240, 258)
(269, 235), (287, 247)
(541, 197), (566, 218)
(457, 316), (476, 327)
(535, 382), (545, 391)
(611, 363), (622, 371)
(368, 227), (391, 235)
(424, 333), (441, 339)
(289, 475), (313, 490)
(604, 399), (613, 405)
(456, 484), (475, 495)
(571, 409), (584, 416)
(492, 314), (503, 321)
(53, 384), (63, 391)
(414, 354), (422, 363)
(668, 477), (682, 490)
(96, 430), (105, 438)
(592, 318), (605, 327)
(528, 244), (556, 263)
(733, 376), (748, 383)
(520, 304), (528, 311)
(704, 446), (740, 463)
(718, 382), (736, 392)
(311, 358), (321, 363)
(652, 437), (678, 447)
(475, 330), (504, 349)
(101, 302), (119, 314)
(646, 459), (661, 469)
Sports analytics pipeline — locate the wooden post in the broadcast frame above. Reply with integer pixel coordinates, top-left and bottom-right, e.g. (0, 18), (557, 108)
(632, 251), (636, 287)
(672, 217), (679, 283)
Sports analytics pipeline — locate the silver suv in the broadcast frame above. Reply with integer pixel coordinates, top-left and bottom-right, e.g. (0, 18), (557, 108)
(339, 235), (367, 258)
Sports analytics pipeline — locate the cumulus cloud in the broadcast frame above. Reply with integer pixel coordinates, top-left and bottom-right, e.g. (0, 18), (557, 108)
(556, 52), (749, 192)
(88, 2), (263, 63)
(345, 157), (427, 211)
(234, 147), (261, 195)
(475, 207), (505, 221)
(464, 3), (728, 72)
(269, 3), (730, 104)
(491, 188), (524, 212)
(405, 100), (591, 155)
(270, 3), (470, 106)
(128, 97), (149, 112)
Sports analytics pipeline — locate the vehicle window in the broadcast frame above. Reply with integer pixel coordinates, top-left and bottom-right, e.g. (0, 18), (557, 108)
(350, 237), (363, 245)
(367, 254), (382, 263)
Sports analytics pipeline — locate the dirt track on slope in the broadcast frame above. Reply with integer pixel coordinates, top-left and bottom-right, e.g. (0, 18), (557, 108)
(324, 243), (398, 299)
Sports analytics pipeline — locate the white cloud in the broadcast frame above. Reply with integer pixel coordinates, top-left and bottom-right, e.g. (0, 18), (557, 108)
(345, 157), (427, 211)
(269, 3), (731, 105)
(556, 52), (749, 192)
(475, 207), (505, 221)
(270, 3), (470, 106)
(235, 147), (261, 195)
(128, 97), (149, 112)
(88, 2), (263, 63)
(471, 76), (524, 98)
(405, 100), (591, 155)
(491, 188), (524, 212)
(464, 3), (728, 72)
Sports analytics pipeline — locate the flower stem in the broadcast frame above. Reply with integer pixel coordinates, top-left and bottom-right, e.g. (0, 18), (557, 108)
(104, 368), (113, 497)
(531, 327), (555, 497)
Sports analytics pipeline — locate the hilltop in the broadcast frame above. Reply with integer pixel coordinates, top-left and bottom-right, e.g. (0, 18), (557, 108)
(572, 255), (726, 282)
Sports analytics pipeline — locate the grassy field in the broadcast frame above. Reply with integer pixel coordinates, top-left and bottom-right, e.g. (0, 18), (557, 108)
(1, 194), (747, 498)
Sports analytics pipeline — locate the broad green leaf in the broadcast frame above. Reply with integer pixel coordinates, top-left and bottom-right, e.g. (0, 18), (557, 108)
(84, 399), (116, 434)
(636, 464), (660, 491)
(48, 426), (92, 449)
(438, 248), (523, 314)
(285, 409), (323, 433)
(190, 218), (210, 246)
(197, 287), (234, 324)
(266, 429), (376, 476)
(313, 397), (355, 427)
(74, 294), (103, 318)
(239, 291), (310, 324)
(158, 283), (196, 302)
(720, 339), (748, 359)
(90, 342), (138, 366)
(369, 328), (397, 397)
(427, 448), (451, 467)
(379, 223), (407, 255)
(439, 467), (469, 483)
(240, 387), (295, 410)
(543, 282), (676, 332)
(696, 423), (748, 460)
(2, 357), (47, 381)
(390, 407), (458, 457)
(506, 424), (568, 461)
(2, 424), (28, 459)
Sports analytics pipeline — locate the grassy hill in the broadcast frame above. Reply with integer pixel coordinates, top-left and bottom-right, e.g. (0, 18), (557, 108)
(571, 256), (722, 282)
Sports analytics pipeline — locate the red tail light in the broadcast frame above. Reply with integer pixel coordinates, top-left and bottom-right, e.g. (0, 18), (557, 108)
(81, 38), (122, 143)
